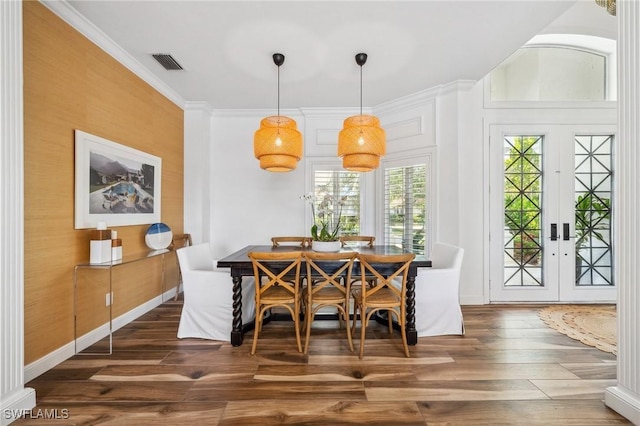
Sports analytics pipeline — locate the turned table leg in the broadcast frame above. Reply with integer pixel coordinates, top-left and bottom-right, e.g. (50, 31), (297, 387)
(406, 275), (417, 345)
(231, 275), (243, 346)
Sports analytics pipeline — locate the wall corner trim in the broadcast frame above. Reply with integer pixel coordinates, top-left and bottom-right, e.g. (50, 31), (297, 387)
(0, 388), (37, 426)
(605, 386), (640, 425)
(374, 80), (477, 116)
(184, 101), (214, 114)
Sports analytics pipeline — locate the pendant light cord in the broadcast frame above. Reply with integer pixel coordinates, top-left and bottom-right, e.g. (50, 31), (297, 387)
(359, 64), (363, 116)
(277, 64), (280, 117)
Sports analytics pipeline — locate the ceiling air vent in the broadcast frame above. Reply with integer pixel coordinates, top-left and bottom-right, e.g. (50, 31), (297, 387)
(151, 54), (184, 71)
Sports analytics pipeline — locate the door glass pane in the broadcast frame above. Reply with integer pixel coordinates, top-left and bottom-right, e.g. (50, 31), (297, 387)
(503, 136), (543, 287)
(574, 135), (613, 286)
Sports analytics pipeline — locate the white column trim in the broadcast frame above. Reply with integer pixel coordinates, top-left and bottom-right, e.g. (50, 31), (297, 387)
(0, 1), (36, 425)
(184, 104), (213, 245)
(605, 0), (640, 423)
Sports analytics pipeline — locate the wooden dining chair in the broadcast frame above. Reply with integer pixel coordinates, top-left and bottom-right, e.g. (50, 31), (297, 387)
(351, 252), (415, 359)
(340, 235), (376, 290)
(271, 236), (310, 286)
(271, 236), (311, 248)
(248, 251), (303, 355)
(340, 235), (375, 247)
(302, 251), (357, 354)
(171, 233), (192, 301)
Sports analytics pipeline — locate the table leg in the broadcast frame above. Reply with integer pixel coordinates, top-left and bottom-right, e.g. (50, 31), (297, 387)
(231, 276), (243, 346)
(406, 275), (417, 345)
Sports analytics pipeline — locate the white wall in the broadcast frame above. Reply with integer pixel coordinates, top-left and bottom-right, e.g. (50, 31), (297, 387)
(208, 110), (307, 259)
(374, 88), (438, 249)
(184, 103), (213, 246)
(374, 82), (485, 304)
(457, 81), (487, 304)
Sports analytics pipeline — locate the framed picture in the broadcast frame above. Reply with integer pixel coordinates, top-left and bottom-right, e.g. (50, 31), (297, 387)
(74, 130), (162, 229)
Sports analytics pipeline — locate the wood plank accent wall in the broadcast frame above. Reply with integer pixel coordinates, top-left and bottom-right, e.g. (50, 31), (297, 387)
(22, 2), (184, 364)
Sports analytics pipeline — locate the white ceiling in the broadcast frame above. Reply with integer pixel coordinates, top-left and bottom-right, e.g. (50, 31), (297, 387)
(59, 0), (616, 110)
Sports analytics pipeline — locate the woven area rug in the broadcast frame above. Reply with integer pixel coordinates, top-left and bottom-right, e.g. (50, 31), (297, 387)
(539, 305), (617, 355)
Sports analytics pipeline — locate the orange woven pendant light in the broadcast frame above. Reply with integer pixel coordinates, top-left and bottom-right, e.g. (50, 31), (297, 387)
(254, 53), (303, 172)
(337, 53), (385, 172)
(254, 115), (302, 172)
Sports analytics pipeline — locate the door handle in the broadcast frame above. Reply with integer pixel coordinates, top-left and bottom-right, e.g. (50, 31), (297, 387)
(563, 223), (570, 241)
(550, 223), (558, 241)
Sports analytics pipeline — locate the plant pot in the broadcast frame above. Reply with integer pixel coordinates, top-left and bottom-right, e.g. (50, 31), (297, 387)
(311, 240), (341, 252)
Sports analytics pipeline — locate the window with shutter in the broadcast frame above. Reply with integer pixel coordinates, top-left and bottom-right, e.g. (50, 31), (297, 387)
(313, 170), (361, 236)
(384, 164), (427, 255)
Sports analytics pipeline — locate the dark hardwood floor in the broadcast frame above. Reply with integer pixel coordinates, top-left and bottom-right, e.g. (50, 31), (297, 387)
(16, 300), (629, 425)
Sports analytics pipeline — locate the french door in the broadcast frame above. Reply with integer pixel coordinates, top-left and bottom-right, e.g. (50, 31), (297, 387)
(489, 124), (616, 303)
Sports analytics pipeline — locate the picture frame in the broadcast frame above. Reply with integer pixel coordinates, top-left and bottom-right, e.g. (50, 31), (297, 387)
(74, 130), (162, 229)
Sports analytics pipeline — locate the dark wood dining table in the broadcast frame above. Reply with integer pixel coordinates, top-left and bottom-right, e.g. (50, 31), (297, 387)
(217, 244), (430, 347)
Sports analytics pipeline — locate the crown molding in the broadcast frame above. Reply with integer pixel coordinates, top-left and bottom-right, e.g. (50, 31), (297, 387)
(374, 80), (476, 115)
(299, 107), (373, 120)
(212, 108), (307, 118)
(184, 101), (214, 114)
(439, 79), (477, 95)
(40, 0), (186, 109)
(208, 82), (477, 119)
(374, 86), (441, 115)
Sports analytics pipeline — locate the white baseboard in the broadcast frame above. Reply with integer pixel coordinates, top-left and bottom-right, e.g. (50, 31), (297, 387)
(74, 323), (111, 354)
(111, 289), (175, 332)
(605, 386), (640, 424)
(24, 288), (175, 383)
(1, 387), (36, 426)
(23, 341), (76, 384)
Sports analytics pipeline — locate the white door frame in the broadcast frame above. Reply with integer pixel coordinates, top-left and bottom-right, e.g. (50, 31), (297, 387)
(489, 123), (616, 303)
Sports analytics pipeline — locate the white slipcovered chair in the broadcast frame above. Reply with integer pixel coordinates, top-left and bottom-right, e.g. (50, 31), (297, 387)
(414, 242), (465, 337)
(176, 243), (256, 342)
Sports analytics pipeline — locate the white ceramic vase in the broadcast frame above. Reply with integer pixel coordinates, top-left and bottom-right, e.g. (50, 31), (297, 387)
(311, 240), (341, 252)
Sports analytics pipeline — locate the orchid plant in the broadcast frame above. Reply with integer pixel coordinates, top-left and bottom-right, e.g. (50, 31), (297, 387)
(301, 192), (347, 242)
